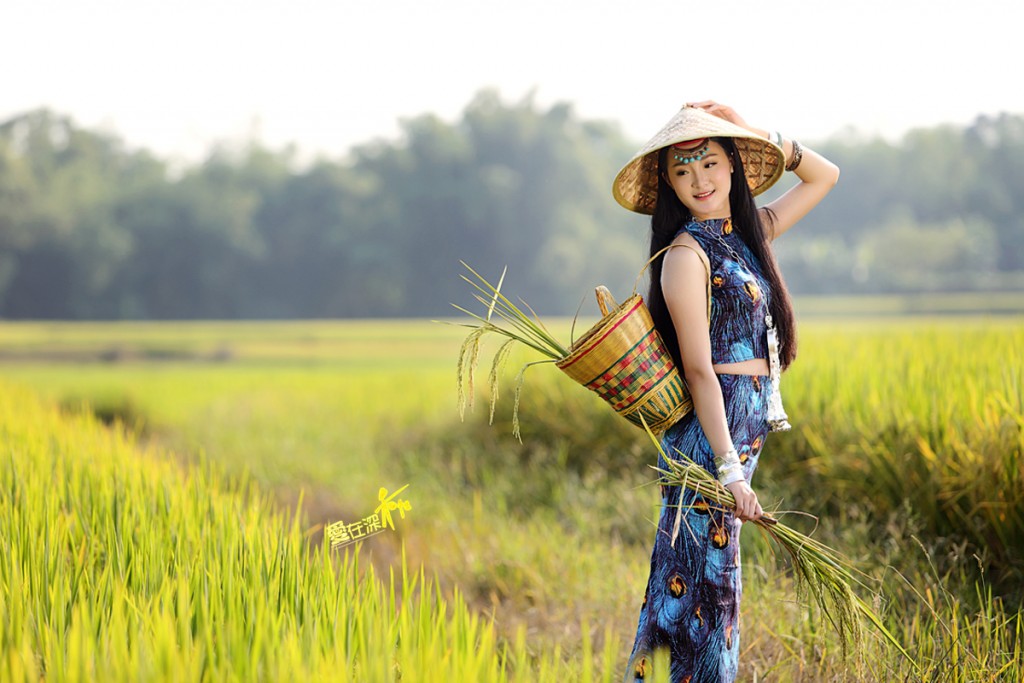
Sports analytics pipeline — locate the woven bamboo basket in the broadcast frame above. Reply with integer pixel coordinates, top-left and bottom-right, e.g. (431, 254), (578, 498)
(555, 286), (694, 434)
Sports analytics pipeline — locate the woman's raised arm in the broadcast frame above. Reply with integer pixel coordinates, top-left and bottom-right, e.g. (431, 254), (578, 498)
(687, 100), (840, 241)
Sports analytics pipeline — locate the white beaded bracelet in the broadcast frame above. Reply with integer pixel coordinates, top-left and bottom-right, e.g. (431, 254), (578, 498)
(714, 447), (745, 487)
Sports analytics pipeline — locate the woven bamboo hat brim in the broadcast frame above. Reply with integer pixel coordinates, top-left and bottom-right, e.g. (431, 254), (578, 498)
(612, 105), (785, 215)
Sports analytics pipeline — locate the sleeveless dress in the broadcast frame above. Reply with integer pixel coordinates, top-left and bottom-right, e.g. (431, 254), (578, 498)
(623, 216), (775, 683)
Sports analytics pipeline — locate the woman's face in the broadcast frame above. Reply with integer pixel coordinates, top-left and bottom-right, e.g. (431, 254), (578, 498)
(662, 138), (733, 220)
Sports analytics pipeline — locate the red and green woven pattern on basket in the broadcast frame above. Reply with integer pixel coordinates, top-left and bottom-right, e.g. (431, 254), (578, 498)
(576, 328), (692, 432)
(584, 328), (673, 409)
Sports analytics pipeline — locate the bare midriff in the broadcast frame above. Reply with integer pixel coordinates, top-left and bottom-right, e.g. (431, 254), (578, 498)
(713, 357), (770, 377)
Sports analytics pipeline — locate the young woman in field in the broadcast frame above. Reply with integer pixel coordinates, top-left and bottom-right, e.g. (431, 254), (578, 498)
(612, 101), (840, 682)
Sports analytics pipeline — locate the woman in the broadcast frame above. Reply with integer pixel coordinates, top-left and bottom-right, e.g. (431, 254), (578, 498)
(612, 101), (840, 682)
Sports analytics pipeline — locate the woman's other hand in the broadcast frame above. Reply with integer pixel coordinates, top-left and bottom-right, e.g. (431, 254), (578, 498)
(725, 480), (763, 522)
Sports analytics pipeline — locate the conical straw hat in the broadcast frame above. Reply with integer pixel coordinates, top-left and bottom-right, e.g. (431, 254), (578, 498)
(612, 105), (785, 215)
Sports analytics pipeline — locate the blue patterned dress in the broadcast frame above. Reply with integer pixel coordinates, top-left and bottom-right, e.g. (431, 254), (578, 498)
(624, 216), (775, 683)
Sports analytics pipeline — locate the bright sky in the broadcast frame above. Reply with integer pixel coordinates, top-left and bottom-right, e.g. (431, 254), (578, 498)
(5, 0), (1020, 164)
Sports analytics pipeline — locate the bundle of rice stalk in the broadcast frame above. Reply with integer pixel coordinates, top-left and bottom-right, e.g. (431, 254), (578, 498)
(440, 261), (569, 441)
(441, 261), (695, 442)
(637, 414), (919, 672)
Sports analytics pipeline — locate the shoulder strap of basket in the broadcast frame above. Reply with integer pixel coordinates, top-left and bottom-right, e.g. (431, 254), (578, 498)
(633, 243), (712, 326)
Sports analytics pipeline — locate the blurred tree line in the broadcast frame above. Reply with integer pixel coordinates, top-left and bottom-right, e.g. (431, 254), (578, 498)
(1, 91), (1022, 319)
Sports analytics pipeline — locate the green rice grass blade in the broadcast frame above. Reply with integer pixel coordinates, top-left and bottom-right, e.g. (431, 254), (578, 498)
(486, 265), (507, 323)
(569, 291), (587, 348)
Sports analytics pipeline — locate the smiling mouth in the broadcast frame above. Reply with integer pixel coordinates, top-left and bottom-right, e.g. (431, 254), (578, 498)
(694, 190), (714, 200)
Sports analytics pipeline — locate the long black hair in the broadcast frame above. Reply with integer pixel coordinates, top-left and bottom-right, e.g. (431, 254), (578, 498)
(645, 136), (798, 372)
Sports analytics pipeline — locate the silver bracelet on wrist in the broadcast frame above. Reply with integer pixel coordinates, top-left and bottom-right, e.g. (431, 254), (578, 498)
(718, 466), (745, 487)
(714, 446), (739, 465)
(714, 446), (744, 486)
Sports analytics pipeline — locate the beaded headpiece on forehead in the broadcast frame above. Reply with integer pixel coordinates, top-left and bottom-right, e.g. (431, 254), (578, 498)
(670, 137), (710, 164)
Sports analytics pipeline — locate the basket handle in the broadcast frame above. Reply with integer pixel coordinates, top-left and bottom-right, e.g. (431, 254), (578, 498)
(595, 285), (617, 316)
(632, 244), (712, 326)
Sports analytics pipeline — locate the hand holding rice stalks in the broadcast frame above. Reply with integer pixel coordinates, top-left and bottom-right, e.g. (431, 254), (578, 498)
(638, 415), (919, 672)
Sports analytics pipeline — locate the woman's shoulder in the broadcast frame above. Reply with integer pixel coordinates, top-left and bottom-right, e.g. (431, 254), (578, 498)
(670, 222), (708, 250)
(669, 227), (700, 247)
(664, 229), (710, 273)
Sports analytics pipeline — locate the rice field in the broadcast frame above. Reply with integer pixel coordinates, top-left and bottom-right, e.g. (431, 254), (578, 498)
(1, 307), (1022, 681)
(0, 383), (625, 682)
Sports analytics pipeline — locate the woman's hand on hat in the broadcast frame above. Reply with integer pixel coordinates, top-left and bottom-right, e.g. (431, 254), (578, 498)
(725, 479), (763, 522)
(687, 100), (750, 130)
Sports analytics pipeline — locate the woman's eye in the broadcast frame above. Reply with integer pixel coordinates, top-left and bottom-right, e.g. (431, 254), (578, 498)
(675, 170), (688, 176)
(705, 162), (717, 168)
